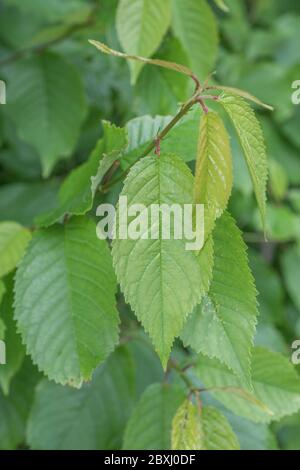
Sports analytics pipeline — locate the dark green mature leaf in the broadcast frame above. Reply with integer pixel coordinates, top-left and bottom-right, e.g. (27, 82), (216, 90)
(36, 122), (128, 228)
(219, 93), (268, 229)
(116, 0), (171, 83)
(123, 383), (186, 450)
(171, 0), (218, 80)
(14, 217), (119, 386)
(128, 334), (164, 397)
(196, 347), (300, 423)
(0, 357), (40, 450)
(0, 222), (31, 278)
(3, 0), (91, 24)
(4, 53), (87, 177)
(112, 154), (213, 367)
(0, 275), (25, 395)
(182, 212), (258, 385)
(27, 346), (136, 450)
(89, 36), (193, 80)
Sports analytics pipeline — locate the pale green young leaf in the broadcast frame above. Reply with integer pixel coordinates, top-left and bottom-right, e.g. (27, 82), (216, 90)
(0, 275), (25, 395)
(116, 0), (171, 83)
(171, 0), (218, 80)
(182, 212), (258, 385)
(219, 93), (268, 229)
(36, 122), (128, 228)
(196, 347), (300, 423)
(123, 383), (186, 450)
(4, 53), (87, 177)
(27, 347), (136, 450)
(14, 217), (119, 386)
(194, 112), (233, 239)
(213, 86), (273, 110)
(89, 39), (193, 79)
(0, 222), (31, 278)
(201, 406), (240, 450)
(171, 399), (203, 450)
(112, 154), (213, 368)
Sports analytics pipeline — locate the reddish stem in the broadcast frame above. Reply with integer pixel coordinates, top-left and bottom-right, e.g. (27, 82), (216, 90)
(154, 137), (161, 156)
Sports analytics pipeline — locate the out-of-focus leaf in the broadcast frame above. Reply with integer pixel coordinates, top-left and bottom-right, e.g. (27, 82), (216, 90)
(281, 246), (300, 310)
(27, 347), (136, 450)
(0, 274), (25, 395)
(0, 357), (40, 450)
(0, 182), (59, 227)
(3, 53), (87, 177)
(0, 222), (31, 278)
(123, 383), (185, 450)
(269, 159), (288, 201)
(171, 0), (218, 80)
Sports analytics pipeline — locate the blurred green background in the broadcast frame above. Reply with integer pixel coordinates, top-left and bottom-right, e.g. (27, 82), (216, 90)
(0, 0), (300, 450)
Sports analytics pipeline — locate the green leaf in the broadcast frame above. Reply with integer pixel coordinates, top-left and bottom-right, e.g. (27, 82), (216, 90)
(182, 212), (258, 385)
(0, 357), (40, 450)
(27, 346), (136, 450)
(281, 246), (300, 310)
(3, 0), (91, 24)
(196, 347), (300, 423)
(213, 85), (273, 110)
(128, 334), (164, 397)
(219, 93), (268, 229)
(112, 154), (213, 367)
(121, 108), (201, 170)
(89, 37), (193, 80)
(171, 0), (218, 80)
(36, 122), (128, 228)
(4, 52), (87, 177)
(213, 0), (229, 12)
(171, 399), (203, 450)
(116, 0), (171, 83)
(0, 275), (25, 395)
(0, 222), (31, 278)
(14, 217), (119, 386)
(0, 182), (59, 227)
(0, 319), (5, 340)
(123, 383), (186, 450)
(0, 281), (5, 306)
(269, 159), (288, 201)
(194, 111), (233, 238)
(201, 406), (240, 450)
(225, 412), (278, 450)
